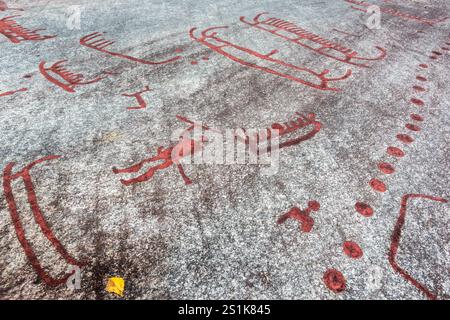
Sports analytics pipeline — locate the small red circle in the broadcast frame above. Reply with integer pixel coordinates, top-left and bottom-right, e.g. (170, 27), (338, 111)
(397, 134), (414, 144)
(191, 61), (198, 65)
(418, 64), (428, 68)
(410, 114), (424, 121)
(416, 76), (427, 82)
(323, 269), (346, 293)
(308, 200), (320, 211)
(369, 178), (387, 192)
(355, 202), (373, 217)
(343, 241), (363, 259)
(406, 123), (420, 131)
(410, 98), (424, 106)
(412, 85), (426, 92)
(378, 162), (395, 174)
(387, 146), (405, 158)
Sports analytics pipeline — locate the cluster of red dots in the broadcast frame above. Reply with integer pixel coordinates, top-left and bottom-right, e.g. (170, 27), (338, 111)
(323, 36), (449, 295)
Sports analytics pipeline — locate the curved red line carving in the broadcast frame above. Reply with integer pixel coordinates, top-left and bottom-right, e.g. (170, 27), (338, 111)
(0, 15), (55, 43)
(80, 32), (181, 65)
(189, 26), (352, 91)
(2, 156), (86, 286)
(389, 194), (448, 300)
(39, 60), (105, 93)
(240, 12), (386, 68)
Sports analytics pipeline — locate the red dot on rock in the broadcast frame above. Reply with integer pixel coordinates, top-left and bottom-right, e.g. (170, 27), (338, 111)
(343, 241), (363, 259)
(419, 64), (428, 68)
(410, 98), (424, 106)
(413, 85), (426, 92)
(416, 76), (427, 82)
(378, 162), (395, 174)
(191, 61), (198, 65)
(323, 269), (346, 293)
(430, 55), (438, 60)
(355, 202), (373, 217)
(387, 146), (405, 158)
(308, 200), (320, 211)
(369, 178), (387, 192)
(432, 51), (442, 55)
(410, 114), (424, 121)
(397, 133), (414, 144)
(406, 123), (421, 131)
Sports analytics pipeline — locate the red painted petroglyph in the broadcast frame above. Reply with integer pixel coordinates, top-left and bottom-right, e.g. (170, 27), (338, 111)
(410, 98), (424, 106)
(80, 32), (181, 65)
(389, 194), (448, 300)
(397, 133), (414, 144)
(189, 26), (352, 91)
(412, 85), (425, 92)
(344, 0), (448, 25)
(122, 85), (152, 110)
(405, 123), (420, 132)
(410, 114), (423, 122)
(369, 178), (387, 192)
(378, 162), (395, 174)
(240, 12), (386, 68)
(355, 202), (374, 217)
(113, 115), (210, 186)
(39, 60), (106, 93)
(387, 146), (405, 157)
(277, 201), (320, 233)
(343, 241), (363, 259)
(418, 64), (428, 68)
(0, 87), (27, 97)
(416, 76), (427, 82)
(237, 112), (321, 154)
(323, 269), (346, 293)
(2, 156), (85, 287)
(0, 15), (55, 43)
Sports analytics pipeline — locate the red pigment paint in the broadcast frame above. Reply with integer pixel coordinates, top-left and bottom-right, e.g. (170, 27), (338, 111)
(369, 178), (387, 192)
(343, 241), (363, 259)
(323, 269), (346, 293)
(378, 162), (395, 174)
(39, 60), (106, 93)
(122, 85), (151, 110)
(174, 48), (183, 53)
(397, 133), (414, 144)
(201, 57), (209, 61)
(277, 201), (320, 233)
(240, 13), (386, 68)
(190, 61), (198, 65)
(355, 202), (373, 217)
(410, 114), (423, 121)
(410, 98), (424, 106)
(405, 123), (420, 132)
(431, 51), (442, 55)
(0, 16), (55, 43)
(416, 76), (427, 82)
(441, 47), (449, 51)
(189, 26), (352, 91)
(418, 64), (428, 68)
(389, 194), (448, 300)
(2, 156), (86, 287)
(0, 87), (27, 97)
(412, 85), (426, 92)
(387, 146), (405, 157)
(80, 32), (181, 65)
(429, 56), (438, 60)
(113, 115), (212, 186)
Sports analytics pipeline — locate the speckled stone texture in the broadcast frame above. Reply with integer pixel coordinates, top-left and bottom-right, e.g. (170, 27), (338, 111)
(0, 0), (449, 299)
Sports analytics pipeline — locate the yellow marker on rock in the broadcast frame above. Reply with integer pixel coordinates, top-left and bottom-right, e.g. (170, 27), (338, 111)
(106, 277), (125, 297)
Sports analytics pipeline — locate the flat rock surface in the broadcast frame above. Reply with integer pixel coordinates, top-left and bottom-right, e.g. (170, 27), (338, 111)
(0, 0), (449, 299)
